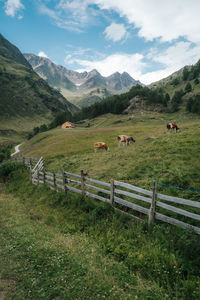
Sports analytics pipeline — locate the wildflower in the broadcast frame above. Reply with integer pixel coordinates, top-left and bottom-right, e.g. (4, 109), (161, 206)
(138, 253), (143, 259)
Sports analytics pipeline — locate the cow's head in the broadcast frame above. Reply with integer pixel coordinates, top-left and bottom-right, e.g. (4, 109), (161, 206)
(129, 136), (136, 143)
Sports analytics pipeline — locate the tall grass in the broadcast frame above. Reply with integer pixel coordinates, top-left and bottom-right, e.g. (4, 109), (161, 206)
(0, 167), (199, 299)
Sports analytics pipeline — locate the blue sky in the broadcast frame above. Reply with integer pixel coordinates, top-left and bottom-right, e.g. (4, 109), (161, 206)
(1, 0), (200, 84)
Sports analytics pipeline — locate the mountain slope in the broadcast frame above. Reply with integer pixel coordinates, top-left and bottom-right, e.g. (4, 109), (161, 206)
(0, 34), (78, 135)
(149, 60), (200, 113)
(24, 53), (142, 107)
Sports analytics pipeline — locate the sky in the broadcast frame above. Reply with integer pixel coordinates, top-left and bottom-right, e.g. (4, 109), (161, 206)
(1, 0), (200, 84)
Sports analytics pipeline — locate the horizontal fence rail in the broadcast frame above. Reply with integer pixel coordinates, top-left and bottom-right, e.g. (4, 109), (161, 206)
(3, 156), (200, 235)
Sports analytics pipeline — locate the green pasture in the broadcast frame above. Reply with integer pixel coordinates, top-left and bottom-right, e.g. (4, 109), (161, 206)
(22, 113), (200, 201)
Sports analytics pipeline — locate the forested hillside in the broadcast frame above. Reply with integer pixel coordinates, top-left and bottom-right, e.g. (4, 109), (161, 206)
(150, 60), (200, 114)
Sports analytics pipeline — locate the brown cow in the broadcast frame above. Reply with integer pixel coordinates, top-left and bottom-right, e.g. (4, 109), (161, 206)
(167, 122), (180, 133)
(117, 135), (136, 147)
(94, 142), (109, 152)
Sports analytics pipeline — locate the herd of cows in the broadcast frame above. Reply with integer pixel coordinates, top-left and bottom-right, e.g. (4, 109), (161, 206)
(93, 122), (180, 152)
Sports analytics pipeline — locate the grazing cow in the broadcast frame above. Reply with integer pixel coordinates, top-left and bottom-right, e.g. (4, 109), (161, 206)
(117, 135), (136, 147)
(167, 122), (180, 133)
(94, 142), (109, 152)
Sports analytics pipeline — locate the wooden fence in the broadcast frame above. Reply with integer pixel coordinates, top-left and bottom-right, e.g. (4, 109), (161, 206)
(27, 158), (200, 235)
(1, 156), (40, 168)
(2, 156), (200, 235)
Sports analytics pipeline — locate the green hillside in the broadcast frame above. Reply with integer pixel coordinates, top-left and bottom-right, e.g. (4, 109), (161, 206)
(150, 61), (200, 113)
(0, 34), (78, 143)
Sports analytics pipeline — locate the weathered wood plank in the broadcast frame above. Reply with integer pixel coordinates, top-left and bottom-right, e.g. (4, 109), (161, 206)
(64, 171), (81, 179)
(157, 193), (200, 208)
(67, 185), (82, 194)
(84, 183), (111, 195)
(115, 188), (152, 204)
(45, 175), (53, 180)
(56, 183), (64, 190)
(32, 179), (43, 185)
(155, 213), (200, 235)
(55, 173), (63, 178)
(85, 177), (111, 188)
(85, 191), (110, 203)
(45, 180), (54, 186)
(56, 178), (63, 184)
(67, 178), (81, 185)
(110, 179), (115, 205)
(114, 207), (143, 222)
(45, 171), (53, 176)
(148, 181), (157, 229)
(156, 201), (200, 221)
(114, 196), (149, 215)
(114, 180), (153, 196)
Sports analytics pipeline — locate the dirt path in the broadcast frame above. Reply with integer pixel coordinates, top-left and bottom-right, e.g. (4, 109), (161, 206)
(11, 143), (23, 157)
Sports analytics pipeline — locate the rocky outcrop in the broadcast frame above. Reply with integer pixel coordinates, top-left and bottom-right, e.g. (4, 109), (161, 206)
(123, 95), (163, 113)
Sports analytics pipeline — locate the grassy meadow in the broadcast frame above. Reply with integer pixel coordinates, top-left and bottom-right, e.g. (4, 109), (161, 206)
(0, 166), (200, 299)
(1, 111), (200, 299)
(22, 111), (200, 201)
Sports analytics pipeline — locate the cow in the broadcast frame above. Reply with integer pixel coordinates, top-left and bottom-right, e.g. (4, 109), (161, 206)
(167, 122), (180, 133)
(117, 135), (136, 147)
(94, 142), (109, 152)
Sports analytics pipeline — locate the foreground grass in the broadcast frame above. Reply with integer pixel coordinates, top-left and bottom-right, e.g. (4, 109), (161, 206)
(0, 167), (200, 299)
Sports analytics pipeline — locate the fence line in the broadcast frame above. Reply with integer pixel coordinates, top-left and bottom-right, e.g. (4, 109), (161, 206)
(2, 156), (200, 235)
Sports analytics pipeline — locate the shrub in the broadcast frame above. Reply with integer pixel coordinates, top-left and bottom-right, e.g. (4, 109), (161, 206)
(0, 162), (24, 182)
(0, 144), (12, 162)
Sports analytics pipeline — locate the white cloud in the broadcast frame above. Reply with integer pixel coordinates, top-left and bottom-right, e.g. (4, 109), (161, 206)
(38, 0), (200, 43)
(104, 22), (127, 42)
(4, 0), (24, 17)
(93, 0), (200, 43)
(141, 41), (200, 84)
(71, 53), (145, 78)
(38, 51), (48, 58)
(39, 0), (99, 32)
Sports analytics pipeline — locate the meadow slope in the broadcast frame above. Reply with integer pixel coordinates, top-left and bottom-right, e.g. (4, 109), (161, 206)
(22, 112), (200, 202)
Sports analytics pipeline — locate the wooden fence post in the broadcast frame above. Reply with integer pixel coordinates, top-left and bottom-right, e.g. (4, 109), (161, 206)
(29, 158), (32, 169)
(30, 165), (32, 184)
(22, 156), (25, 165)
(37, 169), (39, 186)
(53, 171), (56, 192)
(62, 169), (67, 193)
(81, 170), (85, 196)
(110, 179), (115, 206)
(148, 181), (157, 230)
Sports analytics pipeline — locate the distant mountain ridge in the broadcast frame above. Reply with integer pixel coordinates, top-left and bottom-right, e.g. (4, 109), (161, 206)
(0, 34), (78, 136)
(24, 53), (142, 107)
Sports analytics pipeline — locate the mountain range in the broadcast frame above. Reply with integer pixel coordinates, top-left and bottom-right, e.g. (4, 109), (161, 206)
(24, 53), (142, 107)
(0, 33), (78, 138)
